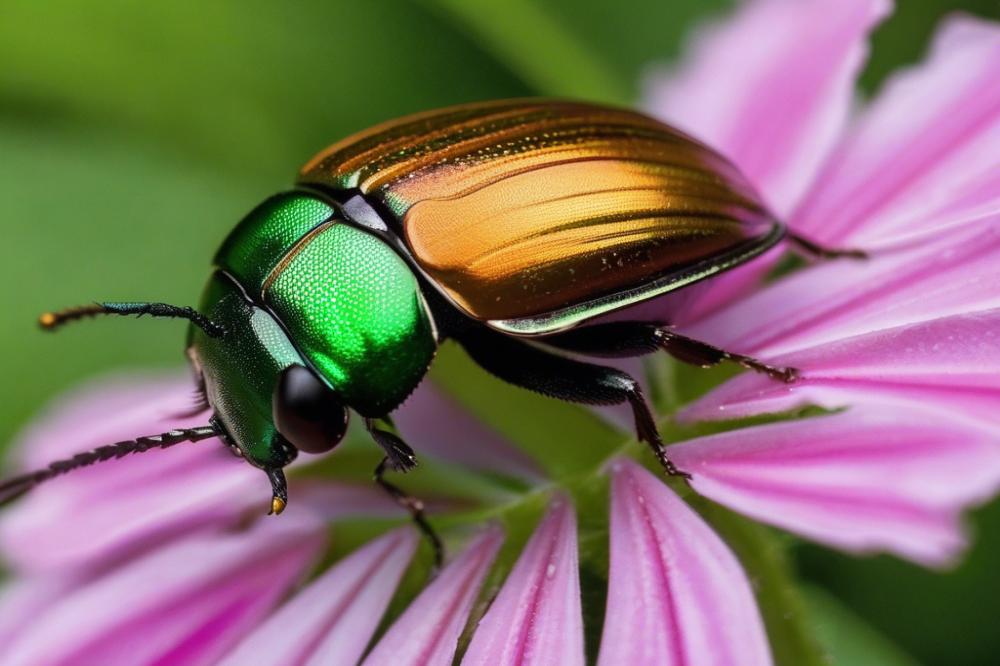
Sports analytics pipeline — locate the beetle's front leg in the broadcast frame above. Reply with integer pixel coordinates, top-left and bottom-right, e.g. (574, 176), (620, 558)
(365, 419), (443, 569)
(542, 321), (798, 383)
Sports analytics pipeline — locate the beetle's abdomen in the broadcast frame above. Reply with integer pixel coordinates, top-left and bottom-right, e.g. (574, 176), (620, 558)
(298, 99), (781, 330)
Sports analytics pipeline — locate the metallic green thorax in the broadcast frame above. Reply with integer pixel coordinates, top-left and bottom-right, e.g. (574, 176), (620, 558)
(216, 192), (335, 288)
(264, 223), (436, 415)
(211, 192), (436, 419)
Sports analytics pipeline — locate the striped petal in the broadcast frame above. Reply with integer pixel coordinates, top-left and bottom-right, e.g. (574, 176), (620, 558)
(670, 408), (1000, 567)
(0, 510), (326, 666)
(793, 15), (1000, 244)
(598, 459), (771, 666)
(463, 497), (584, 666)
(220, 527), (418, 666)
(363, 526), (504, 666)
(681, 309), (1000, 427)
(684, 216), (1000, 357)
(646, 0), (888, 217)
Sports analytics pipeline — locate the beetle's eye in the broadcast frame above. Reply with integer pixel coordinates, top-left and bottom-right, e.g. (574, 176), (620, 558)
(273, 365), (349, 454)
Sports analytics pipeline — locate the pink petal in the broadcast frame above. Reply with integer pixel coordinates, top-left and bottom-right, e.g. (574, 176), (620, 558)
(363, 526), (504, 666)
(681, 309), (1000, 426)
(0, 575), (79, 648)
(670, 408), (1000, 567)
(684, 216), (1000, 357)
(1, 510), (327, 666)
(793, 15), (1000, 244)
(220, 527), (418, 666)
(0, 374), (266, 573)
(393, 381), (544, 481)
(645, 0), (888, 217)
(463, 498), (583, 666)
(599, 459), (771, 666)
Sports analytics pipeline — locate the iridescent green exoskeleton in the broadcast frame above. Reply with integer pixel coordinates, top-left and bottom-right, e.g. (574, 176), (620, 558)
(4, 100), (863, 561)
(189, 192), (437, 513)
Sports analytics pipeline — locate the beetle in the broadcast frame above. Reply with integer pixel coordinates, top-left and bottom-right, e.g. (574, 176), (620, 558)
(1, 99), (859, 560)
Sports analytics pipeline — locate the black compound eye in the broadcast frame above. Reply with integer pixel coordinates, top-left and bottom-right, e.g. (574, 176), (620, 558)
(273, 365), (349, 454)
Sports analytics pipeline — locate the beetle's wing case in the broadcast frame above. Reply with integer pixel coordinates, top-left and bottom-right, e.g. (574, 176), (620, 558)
(298, 99), (783, 335)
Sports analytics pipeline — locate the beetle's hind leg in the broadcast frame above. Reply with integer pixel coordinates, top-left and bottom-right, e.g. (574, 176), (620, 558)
(457, 329), (689, 479)
(365, 419), (444, 570)
(788, 231), (867, 260)
(543, 321), (798, 383)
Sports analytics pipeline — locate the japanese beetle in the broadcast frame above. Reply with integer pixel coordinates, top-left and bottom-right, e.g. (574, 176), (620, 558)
(4, 100), (857, 555)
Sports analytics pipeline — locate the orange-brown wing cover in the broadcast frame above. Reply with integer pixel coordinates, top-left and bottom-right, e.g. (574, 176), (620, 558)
(298, 99), (779, 327)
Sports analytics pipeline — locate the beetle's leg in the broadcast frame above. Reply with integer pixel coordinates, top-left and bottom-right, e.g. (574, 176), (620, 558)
(458, 329), (689, 479)
(543, 321), (798, 383)
(365, 418), (442, 568)
(365, 418), (418, 472)
(788, 232), (867, 260)
(373, 456), (444, 571)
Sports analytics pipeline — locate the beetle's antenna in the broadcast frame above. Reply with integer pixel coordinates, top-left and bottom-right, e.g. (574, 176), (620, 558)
(38, 302), (226, 337)
(0, 425), (218, 506)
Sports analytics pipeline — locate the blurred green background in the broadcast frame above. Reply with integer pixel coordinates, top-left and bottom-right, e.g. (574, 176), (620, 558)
(2, 1), (998, 664)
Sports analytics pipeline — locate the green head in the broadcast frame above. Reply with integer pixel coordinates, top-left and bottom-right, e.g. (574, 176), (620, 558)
(186, 271), (352, 512)
(29, 192), (437, 515)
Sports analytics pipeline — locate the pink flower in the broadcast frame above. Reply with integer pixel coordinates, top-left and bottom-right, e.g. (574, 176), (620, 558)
(2, 1), (1000, 664)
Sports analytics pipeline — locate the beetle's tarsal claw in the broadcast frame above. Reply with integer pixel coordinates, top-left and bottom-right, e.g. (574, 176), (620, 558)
(731, 354), (799, 383)
(265, 467), (288, 516)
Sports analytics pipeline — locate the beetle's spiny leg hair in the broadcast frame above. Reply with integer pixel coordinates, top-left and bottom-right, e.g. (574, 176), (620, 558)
(374, 457), (444, 571)
(0, 425), (218, 506)
(39, 302), (226, 337)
